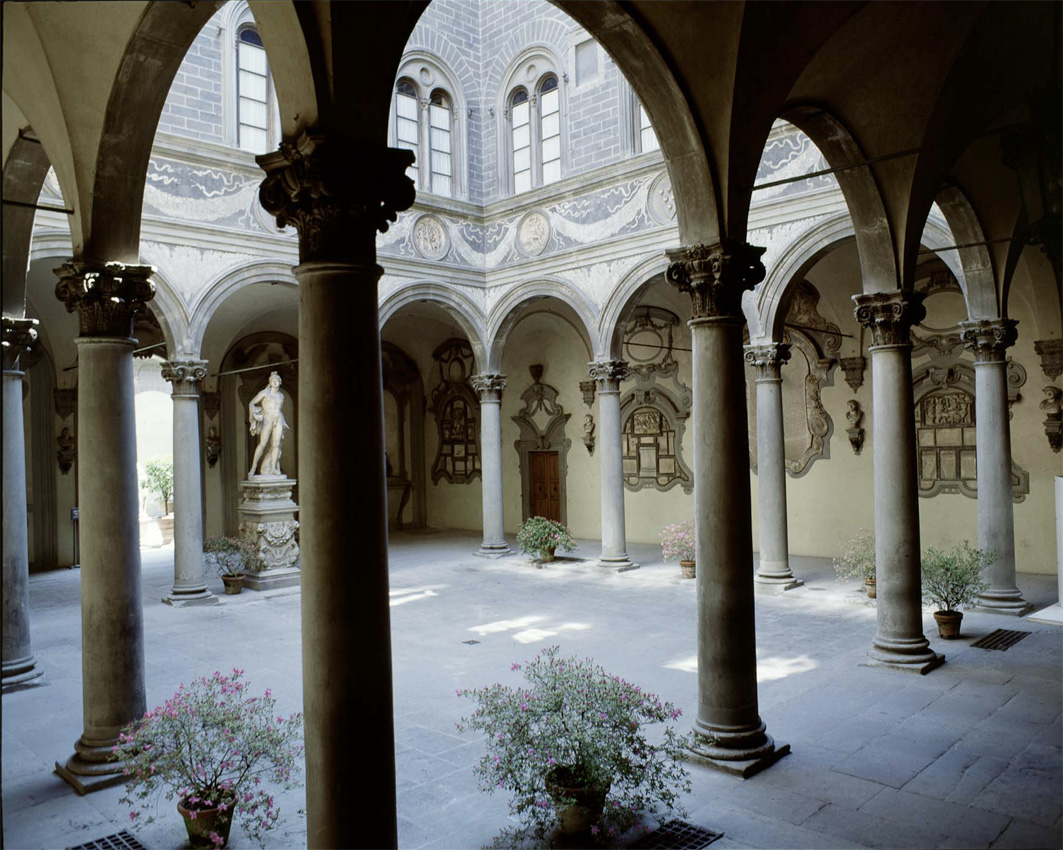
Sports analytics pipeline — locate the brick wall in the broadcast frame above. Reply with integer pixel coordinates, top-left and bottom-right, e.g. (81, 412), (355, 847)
(157, 10), (225, 143)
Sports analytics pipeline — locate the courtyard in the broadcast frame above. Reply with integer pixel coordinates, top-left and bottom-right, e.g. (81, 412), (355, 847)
(2, 531), (1061, 850)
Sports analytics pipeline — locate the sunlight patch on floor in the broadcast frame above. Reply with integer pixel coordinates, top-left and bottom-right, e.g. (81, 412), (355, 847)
(511, 621), (592, 644)
(389, 585), (444, 606)
(663, 653), (819, 682)
(468, 614), (546, 636)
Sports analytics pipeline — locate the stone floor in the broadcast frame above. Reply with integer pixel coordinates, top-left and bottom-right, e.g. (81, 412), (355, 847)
(2, 530), (1061, 850)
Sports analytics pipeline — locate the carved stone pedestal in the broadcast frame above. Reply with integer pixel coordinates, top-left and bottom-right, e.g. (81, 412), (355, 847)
(238, 477), (300, 591)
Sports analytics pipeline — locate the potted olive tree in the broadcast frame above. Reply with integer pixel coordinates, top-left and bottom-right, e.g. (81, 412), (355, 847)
(145, 457), (175, 544)
(921, 541), (992, 638)
(833, 528), (877, 597)
(457, 646), (692, 847)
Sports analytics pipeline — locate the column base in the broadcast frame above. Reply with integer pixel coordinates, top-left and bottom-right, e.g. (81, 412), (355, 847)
(243, 567), (301, 591)
(973, 590), (1033, 617)
(862, 640), (945, 675)
(474, 544), (512, 559)
(162, 588), (219, 607)
(2, 659), (45, 692)
(685, 732), (790, 779)
(596, 556), (639, 573)
(1027, 603), (1063, 625)
(55, 737), (127, 795)
(754, 576), (803, 593)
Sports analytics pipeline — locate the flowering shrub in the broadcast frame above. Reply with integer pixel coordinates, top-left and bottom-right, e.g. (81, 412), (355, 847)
(112, 669), (303, 849)
(516, 517), (576, 559)
(204, 536), (264, 577)
(832, 528), (876, 582)
(457, 647), (692, 847)
(921, 541), (992, 611)
(659, 520), (695, 562)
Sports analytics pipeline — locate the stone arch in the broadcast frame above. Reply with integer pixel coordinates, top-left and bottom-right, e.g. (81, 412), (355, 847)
(141, 268), (185, 360)
(598, 254), (671, 359)
(755, 212), (965, 344)
(188, 260), (300, 356)
(379, 281), (488, 366)
(934, 184), (998, 321)
(779, 105), (899, 294)
(485, 279), (597, 372)
(28, 229), (73, 264)
(2, 127), (53, 315)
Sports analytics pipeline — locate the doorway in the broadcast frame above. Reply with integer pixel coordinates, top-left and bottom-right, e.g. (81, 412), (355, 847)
(529, 451), (561, 521)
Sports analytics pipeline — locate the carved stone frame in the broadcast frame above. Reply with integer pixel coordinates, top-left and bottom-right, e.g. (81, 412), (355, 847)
(619, 386), (693, 494)
(511, 376), (571, 524)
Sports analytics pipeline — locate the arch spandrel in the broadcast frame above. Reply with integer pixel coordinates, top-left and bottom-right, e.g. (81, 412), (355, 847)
(598, 256), (671, 360)
(379, 282), (489, 368)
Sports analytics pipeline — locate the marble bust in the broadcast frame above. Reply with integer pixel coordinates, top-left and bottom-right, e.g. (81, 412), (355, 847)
(248, 371), (289, 477)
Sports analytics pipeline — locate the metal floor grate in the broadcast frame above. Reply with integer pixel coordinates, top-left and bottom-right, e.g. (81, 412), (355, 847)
(971, 628), (1031, 651)
(67, 831), (148, 850)
(629, 820), (724, 850)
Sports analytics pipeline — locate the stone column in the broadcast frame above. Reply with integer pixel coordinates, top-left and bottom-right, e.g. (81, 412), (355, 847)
(53, 260), (153, 793)
(471, 374), (512, 557)
(744, 343), (802, 591)
(666, 242), (788, 777)
(258, 132), (415, 850)
(2, 316), (44, 690)
(588, 359), (638, 571)
(854, 291), (943, 673)
(960, 318), (1032, 615)
(161, 360), (216, 606)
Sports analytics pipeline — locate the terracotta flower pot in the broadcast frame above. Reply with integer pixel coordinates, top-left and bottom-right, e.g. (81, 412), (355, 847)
(934, 610), (963, 639)
(540, 547), (556, 563)
(157, 515), (175, 545)
(864, 578), (876, 598)
(546, 769), (609, 837)
(221, 574), (245, 595)
(177, 795), (236, 849)
(680, 560), (696, 579)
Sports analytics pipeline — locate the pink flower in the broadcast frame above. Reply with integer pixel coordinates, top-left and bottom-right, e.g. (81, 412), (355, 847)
(591, 826), (600, 835)
(129, 811), (137, 821)
(190, 811), (198, 820)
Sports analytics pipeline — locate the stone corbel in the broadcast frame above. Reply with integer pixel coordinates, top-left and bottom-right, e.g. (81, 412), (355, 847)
(579, 380), (596, 408)
(1034, 339), (1062, 380)
(54, 387), (76, 421)
(839, 356), (866, 393)
(201, 390), (221, 421)
(1041, 386), (1062, 452)
(845, 399), (865, 455)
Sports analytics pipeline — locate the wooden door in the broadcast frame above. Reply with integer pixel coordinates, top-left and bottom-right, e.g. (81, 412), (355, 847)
(529, 451), (561, 521)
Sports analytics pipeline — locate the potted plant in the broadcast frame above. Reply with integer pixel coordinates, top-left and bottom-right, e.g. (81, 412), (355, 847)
(660, 520), (696, 578)
(112, 668), (303, 849)
(204, 536), (264, 595)
(457, 646), (692, 847)
(145, 457), (175, 544)
(833, 527), (877, 597)
(921, 541), (992, 639)
(516, 516), (576, 563)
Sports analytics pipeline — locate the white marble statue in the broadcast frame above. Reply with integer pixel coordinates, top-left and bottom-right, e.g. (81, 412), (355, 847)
(248, 371), (289, 477)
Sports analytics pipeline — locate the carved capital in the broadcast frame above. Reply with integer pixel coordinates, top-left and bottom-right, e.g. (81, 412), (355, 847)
(852, 291), (925, 347)
(665, 241), (765, 320)
(162, 359), (209, 398)
(257, 131), (416, 263)
(2, 316), (39, 371)
(1034, 339), (1062, 380)
(588, 359), (631, 391)
(470, 373), (507, 402)
(959, 318), (1018, 363)
(54, 260), (155, 339)
(743, 343), (791, 381)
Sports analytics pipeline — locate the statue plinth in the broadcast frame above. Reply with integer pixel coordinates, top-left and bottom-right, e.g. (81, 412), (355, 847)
(238, 477), (300, 591)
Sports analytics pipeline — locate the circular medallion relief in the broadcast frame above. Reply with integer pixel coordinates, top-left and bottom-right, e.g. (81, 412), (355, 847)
(517, 211), (551, 257)
(418, 66), (435, 87)
(648, 171), (677, 225)
(525, 63), (538, 81)
(413, 214), (449, 260)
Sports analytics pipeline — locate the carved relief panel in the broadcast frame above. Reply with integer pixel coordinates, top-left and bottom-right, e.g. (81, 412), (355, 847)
(429, 338), (481, 483)
(511, 365), (571, 523)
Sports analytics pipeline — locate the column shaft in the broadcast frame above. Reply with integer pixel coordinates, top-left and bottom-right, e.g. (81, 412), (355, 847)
(589, 360), (636, 570)
(163, 361), (215, 605)
(667, 241), (788, 777)
(856, 291), (942, 672)
(474, 385), (510, 556)
(298, 262), (397, 849)
(2, 361), (43, 688)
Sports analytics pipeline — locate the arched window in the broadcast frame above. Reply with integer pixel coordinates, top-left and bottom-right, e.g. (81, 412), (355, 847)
(236, 28), (270, 152)
(505, 60), (565, 195)
(395, 79), (420, 185)
(637, 101), (660, 154)
(510, 88), (532, 194)
(428, 89), (452, 196)
(539, 76), (561, 185)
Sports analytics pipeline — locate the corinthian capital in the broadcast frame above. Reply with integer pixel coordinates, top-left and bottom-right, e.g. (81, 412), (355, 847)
(2, 316), (39, 371)
(959, 318), (1018, 363)
(587, 359), (631, 391)
(665, 241), (765, 320)
(743, 343), (791, 381)
(470, 373), (507, 401)
(54, 260), (156, 339)
(852, 290), (925, 347)
(257, 131), (416, 263)
(162, 359), (209, 398)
